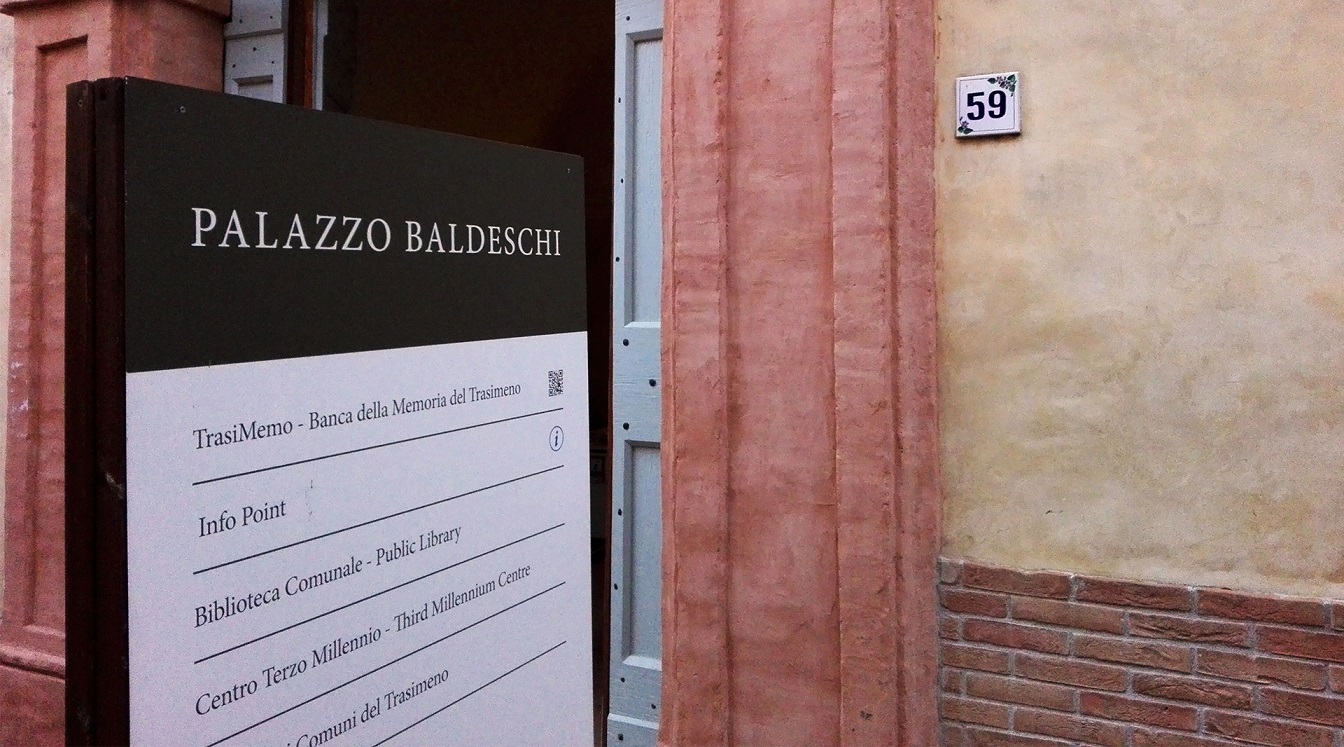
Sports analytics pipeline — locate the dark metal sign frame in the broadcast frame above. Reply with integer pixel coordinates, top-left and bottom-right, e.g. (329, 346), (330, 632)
(65, 77), (590, 746)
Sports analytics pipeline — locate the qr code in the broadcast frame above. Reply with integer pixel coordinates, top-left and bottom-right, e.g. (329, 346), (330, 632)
(548, 370), (564, 397)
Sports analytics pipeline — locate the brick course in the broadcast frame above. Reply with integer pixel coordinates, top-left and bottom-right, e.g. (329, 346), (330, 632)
(1195, 648), (1328, 690)
(1013, 596), (1126, 635)
(940, 559), (1344, 746)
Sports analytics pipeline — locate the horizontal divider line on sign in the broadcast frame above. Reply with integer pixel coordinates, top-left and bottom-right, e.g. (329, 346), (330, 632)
(193, 464), (564, 575)
(370, 641), (568, 747)
(194, 523), (565, 664)
(206, 586), (567, 746)
(192, 407), (565, 486)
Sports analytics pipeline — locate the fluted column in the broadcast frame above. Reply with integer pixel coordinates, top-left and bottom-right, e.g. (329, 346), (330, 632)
(0, 1), (226, 743)
(659, 0), (939, 743)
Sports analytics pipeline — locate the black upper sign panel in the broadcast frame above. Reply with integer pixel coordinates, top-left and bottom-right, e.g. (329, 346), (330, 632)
(122, 79), (586, 373)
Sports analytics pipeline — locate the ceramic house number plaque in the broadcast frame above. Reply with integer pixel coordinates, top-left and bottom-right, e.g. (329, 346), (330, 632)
(955, 72), (1021, 138)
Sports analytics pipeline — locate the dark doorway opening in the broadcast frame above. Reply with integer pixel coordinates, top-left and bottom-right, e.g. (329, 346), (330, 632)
(315, 1), (615, 738)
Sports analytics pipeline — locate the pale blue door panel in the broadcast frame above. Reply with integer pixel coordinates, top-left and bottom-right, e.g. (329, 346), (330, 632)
(607, 0), (663, 744)
(224, 0), (289, 103)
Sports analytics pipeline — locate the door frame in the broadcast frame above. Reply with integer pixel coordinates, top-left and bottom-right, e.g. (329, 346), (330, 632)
(285, 2), (942, 743)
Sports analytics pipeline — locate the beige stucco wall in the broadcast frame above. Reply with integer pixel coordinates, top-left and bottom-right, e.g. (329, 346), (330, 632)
(937, 1), (1344, 599)
(0, 14), (12, 609)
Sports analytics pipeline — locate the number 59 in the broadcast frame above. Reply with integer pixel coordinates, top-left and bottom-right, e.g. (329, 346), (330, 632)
(965, 90), (1007, 120)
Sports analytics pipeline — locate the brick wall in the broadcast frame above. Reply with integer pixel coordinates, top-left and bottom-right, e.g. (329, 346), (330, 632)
(939, 559), (1344, 747)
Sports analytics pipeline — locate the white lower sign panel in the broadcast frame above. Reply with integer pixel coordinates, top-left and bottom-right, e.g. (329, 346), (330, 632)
(127, 333), (592, 745)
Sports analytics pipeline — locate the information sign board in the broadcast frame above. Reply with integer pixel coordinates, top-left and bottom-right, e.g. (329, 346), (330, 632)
(65, 78), (592, 746)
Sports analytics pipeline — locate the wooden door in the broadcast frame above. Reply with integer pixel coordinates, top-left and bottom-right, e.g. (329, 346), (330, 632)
(606, 0), (664, 744)
(224, 0), (289, 102)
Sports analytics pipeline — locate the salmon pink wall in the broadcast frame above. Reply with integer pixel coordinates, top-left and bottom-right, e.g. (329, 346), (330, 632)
(0, 1), (226, 743)
(0, 12), (12, 615)
(658, 0), (939, 743)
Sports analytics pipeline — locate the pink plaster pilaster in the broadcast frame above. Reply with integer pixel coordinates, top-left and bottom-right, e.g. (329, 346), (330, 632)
(832, 1), (900, 743)
(889, 1), (940, 740)
(0, 1), (225, 743)
(723, 0), (839, 741)
(659, 0), (732, 743)
(660, 0), (937, 743)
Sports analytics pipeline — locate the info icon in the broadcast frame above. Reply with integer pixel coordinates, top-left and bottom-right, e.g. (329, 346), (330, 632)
(550, 426), (565, 451)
